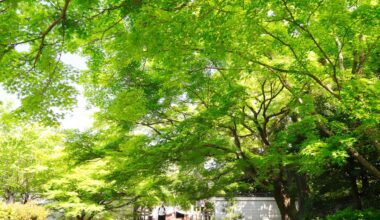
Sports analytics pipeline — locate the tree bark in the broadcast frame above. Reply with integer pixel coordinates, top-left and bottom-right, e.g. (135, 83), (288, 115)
(347, 147), (380, 179)
(22, 193), (32, 204)
(273, 179), (298, 220)
(88, 213), (95, 220)
(360, 170), (369, 196)
(294, 173), (310, 218)
(317, 122), (380, 180)
(77, 211), (86, 220)
(347, 157), (363, 210)
(272, 167), (298, 220)
(335, 35), (345, 71)
(5, 188), (15, 204)
(133, 205), (139, 220)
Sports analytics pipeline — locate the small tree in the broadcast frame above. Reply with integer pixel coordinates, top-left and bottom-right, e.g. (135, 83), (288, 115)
(0, 112), (62, 204)
(222, 200), (243, 220)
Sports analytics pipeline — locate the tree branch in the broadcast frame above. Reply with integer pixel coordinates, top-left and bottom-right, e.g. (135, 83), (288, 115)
(335, 35), (345, 71)
(281, 0), (340, 91)
(34, 0), (71, 66)
(317, 122), (380, 179)
(347, 147), (380, 179)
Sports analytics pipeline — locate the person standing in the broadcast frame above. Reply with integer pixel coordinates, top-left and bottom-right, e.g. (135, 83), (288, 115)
(158, 203), (166, 220)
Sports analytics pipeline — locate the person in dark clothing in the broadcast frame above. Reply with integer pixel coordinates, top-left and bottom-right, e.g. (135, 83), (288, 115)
(158, 203), (166, 220)
(176, 211), (185, 219)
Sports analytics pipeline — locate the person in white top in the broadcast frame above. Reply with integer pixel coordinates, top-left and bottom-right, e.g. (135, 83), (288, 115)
(158, 203), (166, 220)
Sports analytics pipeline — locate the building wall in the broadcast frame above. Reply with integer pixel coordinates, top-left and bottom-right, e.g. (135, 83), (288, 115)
(212, 197), (281, 220)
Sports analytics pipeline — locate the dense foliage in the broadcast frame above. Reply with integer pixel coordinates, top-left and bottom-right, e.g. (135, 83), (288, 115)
(0, 0), (379, 219)
(0, 202), (48, 220)
(0, 107), (61, 204)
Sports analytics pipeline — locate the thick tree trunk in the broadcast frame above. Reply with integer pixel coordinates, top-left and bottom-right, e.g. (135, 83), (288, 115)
(133, 205), (139, 220)
(272, 167), (299, 220)
(87, 213), (95, 220)
(5, 189), (15, 204)
(273, 179), (298, 220)
(347, 158), (363, 210)
(22, 193), (32, 204)
(294, 173), (310, 218)
(76, 211), (86, 220)
(360, 170), (369, 196)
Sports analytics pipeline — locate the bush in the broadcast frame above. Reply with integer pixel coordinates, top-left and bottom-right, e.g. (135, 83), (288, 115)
(0, 202), (48, 220)
(326, 208), (380, 220)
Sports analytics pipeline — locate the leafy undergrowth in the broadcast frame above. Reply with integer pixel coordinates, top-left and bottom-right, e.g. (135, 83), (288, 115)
(0, 202), (48, 220)
(326, 208), (380, 220)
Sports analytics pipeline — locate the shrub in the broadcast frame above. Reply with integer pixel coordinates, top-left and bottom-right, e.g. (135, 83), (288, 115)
(0, 202), (48, 220)
(326, 208), (380, 220)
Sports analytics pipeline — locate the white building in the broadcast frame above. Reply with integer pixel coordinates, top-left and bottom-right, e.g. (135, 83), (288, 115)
(211, 197), (281, 220)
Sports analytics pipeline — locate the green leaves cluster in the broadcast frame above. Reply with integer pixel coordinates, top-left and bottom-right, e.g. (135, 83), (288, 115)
(0, 0), (379, 219)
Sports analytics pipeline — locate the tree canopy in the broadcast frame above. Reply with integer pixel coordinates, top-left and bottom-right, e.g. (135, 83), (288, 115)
(0, 0), (379, 219)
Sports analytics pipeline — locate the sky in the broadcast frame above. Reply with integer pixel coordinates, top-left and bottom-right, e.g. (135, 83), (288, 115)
(0, 47), (95, 131)
(58, 53), (95, 130)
